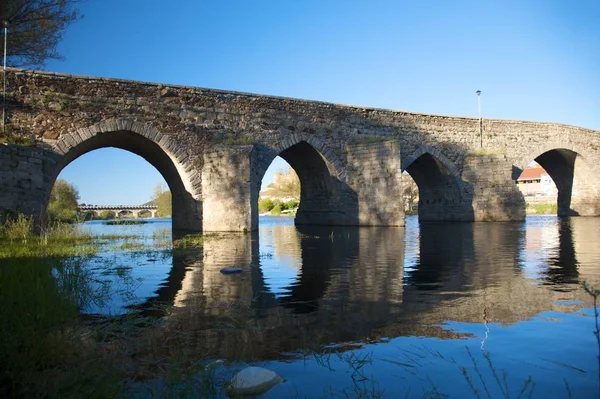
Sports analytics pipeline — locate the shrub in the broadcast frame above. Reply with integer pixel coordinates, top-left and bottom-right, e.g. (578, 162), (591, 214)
(271, 202), (282, 216)
(258, 198), (275, 213)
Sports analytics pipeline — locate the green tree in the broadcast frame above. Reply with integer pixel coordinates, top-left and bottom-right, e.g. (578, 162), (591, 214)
(258, 198), (274, 213)
(284, 199), (299, 210)
(152, 184), (172, 217)
(97, 210), (115, 220)
(1, 0), (81, 68)
(270, 202), (282, 216)
(47, 179), (79, 222)
(402, 173), (419, 215)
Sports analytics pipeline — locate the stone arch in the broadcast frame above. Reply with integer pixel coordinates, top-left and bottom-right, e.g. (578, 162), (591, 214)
(515, 141), (600, 174)
(48, 119), (202, 231)
(269, 133), (346, 181)
(402, 147), (466, 222)
(401, 146), (461, 178)
(253, 135), (347, 227)
(137, 209), (153, 218)
(516, 144), (600, 216)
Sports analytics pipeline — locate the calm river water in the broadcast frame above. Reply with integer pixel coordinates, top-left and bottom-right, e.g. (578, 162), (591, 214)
(78, 216), (600, 398)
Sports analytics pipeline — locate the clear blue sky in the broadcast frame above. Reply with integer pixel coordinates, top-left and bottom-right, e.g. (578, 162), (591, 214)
(45, 0), (600, 205)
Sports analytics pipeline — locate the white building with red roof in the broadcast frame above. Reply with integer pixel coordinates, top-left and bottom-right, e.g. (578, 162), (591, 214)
(516, 166), (557, 198)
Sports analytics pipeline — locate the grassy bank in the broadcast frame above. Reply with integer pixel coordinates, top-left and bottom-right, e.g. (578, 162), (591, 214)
(525, 203), (557, 215)
(0, 215), (97, 259)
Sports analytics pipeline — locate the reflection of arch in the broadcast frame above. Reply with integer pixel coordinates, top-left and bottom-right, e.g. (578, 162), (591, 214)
(48, 119), (202, 231)
(402, 147), (466, 221)
(254, 136), (345, 226)
(517, 145), (600, 216)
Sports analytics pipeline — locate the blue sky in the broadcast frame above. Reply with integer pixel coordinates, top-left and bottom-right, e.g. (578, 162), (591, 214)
(44, 0), (600, 205)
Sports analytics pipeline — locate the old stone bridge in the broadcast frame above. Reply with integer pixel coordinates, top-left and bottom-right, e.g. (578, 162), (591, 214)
(1, 68), (599, 232)
(78, 204), (158, 219)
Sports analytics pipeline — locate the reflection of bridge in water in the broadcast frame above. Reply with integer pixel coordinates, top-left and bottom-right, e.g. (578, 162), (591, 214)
(78, 204), (158, 218)
(139, 218), (600, 361)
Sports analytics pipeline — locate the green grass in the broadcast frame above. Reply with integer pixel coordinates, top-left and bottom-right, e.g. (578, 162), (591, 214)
(526, 203), (557, 215)
(0, 216), (97, 259)
(0, 257), (124, 398)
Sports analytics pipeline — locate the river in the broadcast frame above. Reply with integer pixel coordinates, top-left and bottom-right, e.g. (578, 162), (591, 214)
(76, 215), (600, 398)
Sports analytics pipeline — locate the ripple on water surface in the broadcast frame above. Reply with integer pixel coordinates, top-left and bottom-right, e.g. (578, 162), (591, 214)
(72, 216), (600, 397)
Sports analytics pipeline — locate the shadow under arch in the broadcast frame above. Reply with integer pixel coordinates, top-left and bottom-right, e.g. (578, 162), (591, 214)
(402, 148), (468, 222)
(253, 137), (355, 226)
(48, 122), (202, 231)
(516, 147), (600, 216)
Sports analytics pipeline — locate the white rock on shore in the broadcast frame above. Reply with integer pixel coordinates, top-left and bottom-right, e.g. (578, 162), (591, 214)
(226, 366), (283, 396)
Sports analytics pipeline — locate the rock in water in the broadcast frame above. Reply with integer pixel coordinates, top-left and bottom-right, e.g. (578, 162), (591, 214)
(220, 267), (244, 275)
(227, 366), (283, 396)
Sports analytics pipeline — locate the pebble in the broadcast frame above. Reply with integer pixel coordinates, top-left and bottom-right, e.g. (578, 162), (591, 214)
(226, 366), (283, 396)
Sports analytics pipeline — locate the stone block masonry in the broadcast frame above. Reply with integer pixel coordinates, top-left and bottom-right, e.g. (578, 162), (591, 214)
(1, 68), (600, 231)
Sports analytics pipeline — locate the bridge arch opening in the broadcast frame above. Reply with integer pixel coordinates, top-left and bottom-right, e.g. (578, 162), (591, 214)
(256, 140), (344, 226)
(517, 149), (600, 216)
(47, 130), (200, 231)
(402, 152), (464, 222)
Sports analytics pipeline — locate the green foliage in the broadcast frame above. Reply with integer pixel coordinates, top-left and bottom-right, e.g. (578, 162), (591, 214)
(403, 173), (419, 215)
(47, 179), (80, 223)
(258, 198), (299, 215)
(153, 184), (172, 217)
(258, 198), (275, 213)
(221, 136), (255, 145)
(97, 210), (116, 220)
(0, 256), (123, 398)
(526, 203), (557, 215)
(0, 215), (96, 258)
(271, 202), (282, 216)
(1, 0), (82, 68)
(284, 199), (299, 210)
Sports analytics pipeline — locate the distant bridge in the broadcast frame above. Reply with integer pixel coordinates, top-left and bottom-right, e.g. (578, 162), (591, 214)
(78, 204), (158, 219)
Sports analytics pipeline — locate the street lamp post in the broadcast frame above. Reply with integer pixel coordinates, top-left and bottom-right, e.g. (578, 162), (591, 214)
(476, 90), (482, 148)
(2, 20), (8, 135)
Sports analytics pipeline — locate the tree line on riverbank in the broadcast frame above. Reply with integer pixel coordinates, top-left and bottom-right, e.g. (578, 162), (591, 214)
(47, 180), (172, 223)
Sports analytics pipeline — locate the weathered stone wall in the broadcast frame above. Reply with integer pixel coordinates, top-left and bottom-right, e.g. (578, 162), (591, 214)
(346, 140), (405, 226)
(0, 145), (59, 227)
(201, 146), (254, 232)
(462, 154), (526, 221)
(2, 68), (600, 230)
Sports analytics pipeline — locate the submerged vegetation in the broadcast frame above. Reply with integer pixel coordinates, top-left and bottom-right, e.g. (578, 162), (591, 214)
(104, 220), (149, 226)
